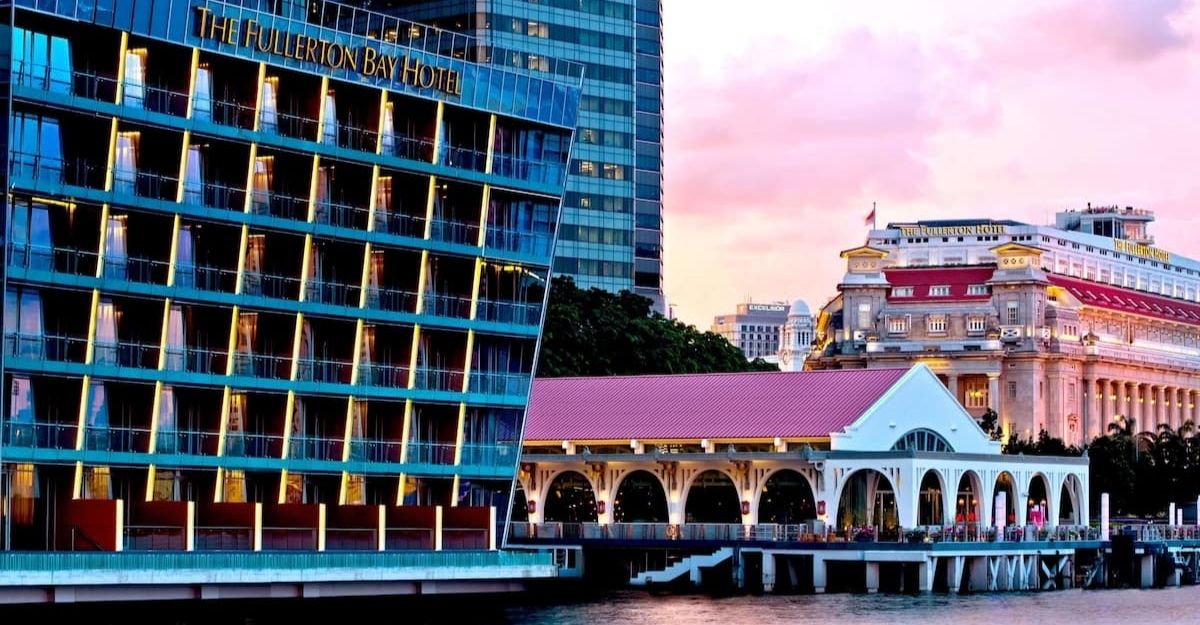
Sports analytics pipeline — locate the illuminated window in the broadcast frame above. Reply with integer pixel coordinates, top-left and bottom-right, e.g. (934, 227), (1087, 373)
(888, 316), (908, 335)
(891, 287), (913, 298)
(965, 379), (989, 409)
(927, 315), (947, 334)
(602, 163), (625, 180)
(856, 303), (871, 329)
(967, 284), (989, 295)
(578, 160), (595, 176)
(967, 316), (987, 333)
(930, 285), (951, 296)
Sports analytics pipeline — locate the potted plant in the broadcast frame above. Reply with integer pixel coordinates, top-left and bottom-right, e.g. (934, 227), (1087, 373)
(905, 528), (926, 543)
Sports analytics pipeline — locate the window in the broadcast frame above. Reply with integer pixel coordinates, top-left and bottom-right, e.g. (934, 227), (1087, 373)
(964, 379), (989, 409)
(892, 287), (914, 298)
(888, 316), (909, 335)
(857, 303), (871, 329)
(1007, 381), (1017, 400)
(930, 285), (951, 296)
(1006, 302), (1020, 325)
(967, 284), (989, 296)
(967, 316), (987, 333)
(927, 315), (947, 334)
(892, 429), (954, 453)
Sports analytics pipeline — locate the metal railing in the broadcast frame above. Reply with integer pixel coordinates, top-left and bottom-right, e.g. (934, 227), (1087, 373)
(381, 134), (436, 163)
(491, 154), (566, 186)
(469, 370), (531, 397)
(313, 198), (371, 230)
(484, 228), (554, 257)
(7, 242), (98, 276)
(294, 356), (354, 384)
(2, 420), (78, 449)
(4, 332), (88, 363)
(194, 526), (253, 551)
(372, 211), (427, 239)
(439, 144), (488, 173)
(124, 525), (187, 551)
(232, 351), (294, 380)
(223, 432), (284, 458)
(509, 522), (1106, 544)
(356, 361), (410, 388)
(287, 435), (344, 462)
(428, 218), (480, 246)
(411, 367), (465, 393)
(422, 291), (473, 319)
(242, 271), (303, 300)
(476, 299), (542, 326)
(304, 277), (362, 307)
(366, 285), (419, 314)
(405, 441), (457, 466)
(249, 189), (311, 221)
(0, 549), (552, 571)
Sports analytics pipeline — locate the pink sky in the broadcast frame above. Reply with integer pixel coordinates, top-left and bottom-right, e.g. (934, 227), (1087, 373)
(662, 0), (1200, 328)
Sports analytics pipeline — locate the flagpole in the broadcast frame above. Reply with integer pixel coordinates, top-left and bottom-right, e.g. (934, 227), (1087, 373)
(872, 201), (877, 230)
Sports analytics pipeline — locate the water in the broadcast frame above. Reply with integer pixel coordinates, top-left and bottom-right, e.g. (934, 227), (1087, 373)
(503, 588), (1200, 625)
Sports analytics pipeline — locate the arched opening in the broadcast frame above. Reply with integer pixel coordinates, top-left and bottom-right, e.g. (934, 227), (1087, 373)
(1058, 475), (1081, 526)
(955, 471), (982, 525)
(510, 484), (529, 522)
(1027, 474), (1050, 527)
(613, 470), (668, 523)
(542, 471), (597, 523)
(892, 428), (954, 452)
(757, 470), (816, 524)
(684, 470), (741, 524)
(918, 470), (944, 526)
(994, 472), (1017, 527)
(836, 470), (898, 533)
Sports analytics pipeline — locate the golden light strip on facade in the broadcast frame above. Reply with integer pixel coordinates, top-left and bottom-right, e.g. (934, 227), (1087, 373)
(252, 63), (267, 132)
(484, 114), (497, 174)
(375, 91), (389, 157)
(113, 32), (130, 105)
(315, 76), (330, 144)
(185, 48), (201, 119)
(422, 175), (437, 240)
(430, 101), (445, 165)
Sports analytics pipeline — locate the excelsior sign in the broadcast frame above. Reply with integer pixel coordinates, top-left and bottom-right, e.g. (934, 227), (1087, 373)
(195, 6), (463, 96)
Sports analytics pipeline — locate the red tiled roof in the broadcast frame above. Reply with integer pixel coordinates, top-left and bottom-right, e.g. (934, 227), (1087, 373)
(523, 369), (910, 442)
(1047, 274), (1200, 326)
(884, 266), (995, 302)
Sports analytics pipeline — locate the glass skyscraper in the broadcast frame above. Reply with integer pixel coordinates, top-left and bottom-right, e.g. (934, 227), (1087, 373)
(371, 0), (666, 311)
(0, 0), (579, 556)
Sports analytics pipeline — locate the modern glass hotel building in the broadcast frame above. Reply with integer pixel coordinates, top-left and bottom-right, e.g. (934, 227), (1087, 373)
(372, 0), (666, 311)
(0, 0), (579, 554)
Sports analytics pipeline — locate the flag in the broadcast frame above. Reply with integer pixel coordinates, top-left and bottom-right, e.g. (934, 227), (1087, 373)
(864, 205), (876, 227)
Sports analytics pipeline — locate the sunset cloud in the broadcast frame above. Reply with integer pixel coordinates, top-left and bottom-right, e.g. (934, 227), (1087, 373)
(663, 0), (1200, 328)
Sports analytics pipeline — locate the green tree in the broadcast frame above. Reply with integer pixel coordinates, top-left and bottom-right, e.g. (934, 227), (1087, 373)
(537, 277), (778, 377)
(977, 408), (1001, 441)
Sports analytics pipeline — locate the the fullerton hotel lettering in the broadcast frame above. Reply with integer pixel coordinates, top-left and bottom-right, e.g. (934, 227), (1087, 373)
(195, 7), (463, 96)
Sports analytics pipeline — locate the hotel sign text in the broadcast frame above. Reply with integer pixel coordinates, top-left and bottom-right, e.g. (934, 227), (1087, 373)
(1114, 239), (1170, 262)
(195, 7), (463, 96)
(896, 224), (1008, 237)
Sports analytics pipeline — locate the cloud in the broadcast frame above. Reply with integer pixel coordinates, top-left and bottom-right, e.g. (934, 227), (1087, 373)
(662, 0), (1200, 328)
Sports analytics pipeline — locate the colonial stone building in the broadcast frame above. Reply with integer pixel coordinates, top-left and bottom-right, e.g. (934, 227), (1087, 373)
(808, 212), (1200, 447)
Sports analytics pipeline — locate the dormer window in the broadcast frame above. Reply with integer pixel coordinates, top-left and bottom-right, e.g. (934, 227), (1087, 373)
(929, 285), (951, 297)
(891, 287), (914, 298)
(967, 284), (989, 296)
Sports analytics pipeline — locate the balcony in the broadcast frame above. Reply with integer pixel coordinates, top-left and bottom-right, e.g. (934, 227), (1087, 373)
(459, 442), (517, 469)
(304, 278), (361, 308)
(286, 435), (344, 462)
(232, 352), (293, 380)
(405, 441), (456, 466)
(357, 361), (410, 388)
(223, 432), (284, 459)
(469, 370), (531, 397)
(250, 190), (311, 222)
(4, 333), (89, 364)
(484, 228), (553, 258)
(2, 420), (77, 449)
(8, 243), (98, 277)
(476, 299), (542, 326)
(366, 285), (419, 314)
(313, 199), (371, 230)
(92, 339), (162, 370)
(428, 218), (480, 246)
(439, 145), (487, 174)
(163, 345), (229, 375)
(295, 357), (354, 384)
(412, 367), (465, 393)
(491, 154), (566, 187)
(422, 292), (472, 319)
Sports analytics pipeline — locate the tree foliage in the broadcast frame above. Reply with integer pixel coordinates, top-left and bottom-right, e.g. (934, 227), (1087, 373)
(536, 277), (778, 377)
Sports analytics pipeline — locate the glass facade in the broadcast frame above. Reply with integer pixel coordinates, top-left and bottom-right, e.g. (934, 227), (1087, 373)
(373, 0), (665, 310)
(0, 0), (578, 552)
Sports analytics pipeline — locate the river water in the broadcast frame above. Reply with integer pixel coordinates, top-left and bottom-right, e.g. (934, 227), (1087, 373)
(501, 587), (1198, 625)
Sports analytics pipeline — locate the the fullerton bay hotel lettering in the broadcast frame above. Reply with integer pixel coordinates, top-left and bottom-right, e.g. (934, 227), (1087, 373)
(896, 224), (1008, 237)
(195, 7), (463, 96)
